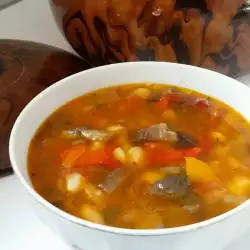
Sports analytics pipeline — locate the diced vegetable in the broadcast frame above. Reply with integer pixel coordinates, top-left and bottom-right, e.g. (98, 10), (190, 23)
(184, 147), (202, 157)
(140, 171), (164, 184)
(149, 175), (189, 198)
(183, 204), (200, 214)
(145, 143), (201, 166)
(211, 131), (226, 143)
(133, 88), (151, 99)
(80, 204), (105, 224)
(194, 97), (210, 109)
(133, 123), (177, 143)
(66, 173), (83, 192)
(75, 148), (107, 165)
(176, 132), (198, 149)
(185, 157), (219, 184)
(146, 148), (183, 165)
(62, 144), (86, 168)
(128, 147), (145, 166)
(134, 123), (198, 149)
(167, 93), (185, 104)
(113, 147), (127, 164)
(98, 168), (127, 193)
(227, 176), (250, 196)
(75, 143), (122, 169)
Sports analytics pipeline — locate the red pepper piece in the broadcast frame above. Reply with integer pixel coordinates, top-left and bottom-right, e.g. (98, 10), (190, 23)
(119, 95), (144, 112)
(145, 142), (202, 166)
(74, 143), (122, 169)
(167, 93), (185, 104)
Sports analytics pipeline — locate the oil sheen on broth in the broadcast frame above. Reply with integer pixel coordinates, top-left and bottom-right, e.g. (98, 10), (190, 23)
(28, 84), (250, 229)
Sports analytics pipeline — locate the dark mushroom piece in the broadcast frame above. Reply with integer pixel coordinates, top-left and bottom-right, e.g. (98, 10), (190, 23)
(149, 175), (189, 199)
(98, 168), (127, 193)
(133, 123), (198, 149)
(176, 131), (198, 149)
(61, 126), (112, 141)
(133, 123), (177, 143)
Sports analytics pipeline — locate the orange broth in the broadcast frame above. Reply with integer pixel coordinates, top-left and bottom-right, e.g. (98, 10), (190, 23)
(28, 84), (250, 229)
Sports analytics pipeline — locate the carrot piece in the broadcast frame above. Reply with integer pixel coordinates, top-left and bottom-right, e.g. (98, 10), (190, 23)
(75, 143), (122, 169)
(62, 144), (86, 168)
(75, 149), (107, 166)
(119, 95), (143, 112)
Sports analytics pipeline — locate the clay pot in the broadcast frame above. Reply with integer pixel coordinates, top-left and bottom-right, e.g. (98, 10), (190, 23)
(50, 0), (250, 77)
(0, 39), (90, 176)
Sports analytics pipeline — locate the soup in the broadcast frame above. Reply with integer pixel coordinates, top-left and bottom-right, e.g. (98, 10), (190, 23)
(28, 84), (250, 229)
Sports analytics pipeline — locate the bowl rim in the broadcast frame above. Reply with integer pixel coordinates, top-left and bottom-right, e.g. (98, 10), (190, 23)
(9, 61), (250, 236)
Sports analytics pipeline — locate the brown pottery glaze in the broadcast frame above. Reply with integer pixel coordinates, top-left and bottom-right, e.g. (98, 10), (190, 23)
(0, 40), (90, 176)
(50, 0), (250, 76)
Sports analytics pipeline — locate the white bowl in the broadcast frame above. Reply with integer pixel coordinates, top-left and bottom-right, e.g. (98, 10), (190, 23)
(9, 62), (250, 250)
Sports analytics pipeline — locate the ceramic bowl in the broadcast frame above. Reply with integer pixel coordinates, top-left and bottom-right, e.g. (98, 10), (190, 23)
(9, 62), (250, 250)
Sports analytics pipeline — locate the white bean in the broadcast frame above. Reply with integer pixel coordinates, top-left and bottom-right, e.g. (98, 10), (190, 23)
(133, 88), (150, 99)
(128, 147), (145, 166)
(183, 204), (200, 214)
(66, 173), (83, 193)
(113, 147), (126, 163)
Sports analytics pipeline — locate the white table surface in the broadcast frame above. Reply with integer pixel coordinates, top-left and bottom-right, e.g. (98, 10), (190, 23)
(1, 1), (250, 250)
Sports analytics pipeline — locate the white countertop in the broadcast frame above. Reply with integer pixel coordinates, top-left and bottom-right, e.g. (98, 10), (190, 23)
(1, 1), (250, 250)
